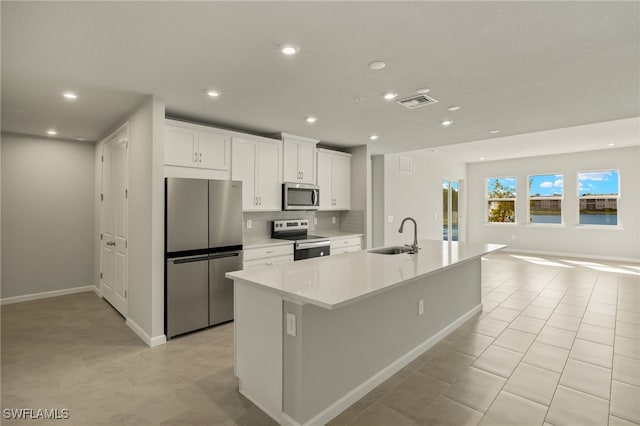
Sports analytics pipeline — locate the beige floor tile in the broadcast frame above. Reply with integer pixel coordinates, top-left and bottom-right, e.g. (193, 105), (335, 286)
(472, 345), (522, 378)
(587, 301), (617, 316)
(613, 354), (640, 387)
(469, 318), (509, 338)
(546, 385), (609, 426)
(560, 358), (612, 399)
(499, 297), (531, 311)
(547, 312), (582, 332)
(576, 323), (615, 346)
(444, 367), (505, 413)
(536, 326), (576, 350)
(610, 381), (640, 424)
(521, 341), (570, 373)
(521, 305), (554, 320)
(617, 301), (640, 313)
(484, 307), (521, 323)
(348, 402), (414, 426)
(615, 335), (640, 360)
(503, 362), (560, 405)
(609, 415), (640, 426)
(493, 329), (536, 353)
(570, 338), (614, 368)
(327, 400), (370, 426)
(508, 315), (545, 334)
(478, 391), (547, 426)
(378, 372), (449, 421)
(420, 349), (476, 384)
(417, 396), (483, 426)
(450, 332), (494, 357)
(616, 321), (640, 340)
(531, 296), (561, 309)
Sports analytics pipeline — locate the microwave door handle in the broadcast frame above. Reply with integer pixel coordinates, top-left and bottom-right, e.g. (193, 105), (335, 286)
(312, 189), (317, 206)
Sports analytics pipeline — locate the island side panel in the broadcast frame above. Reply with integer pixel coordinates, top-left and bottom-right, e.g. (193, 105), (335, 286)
(283, 258), (481, 425)
(234, 280), (283, 422)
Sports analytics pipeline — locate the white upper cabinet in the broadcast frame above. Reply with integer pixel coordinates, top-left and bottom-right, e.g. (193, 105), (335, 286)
(232, 136), (282, 211)
(165, 120), (230, 171)
(317, 148), (351, 211)
(282, 134), (319, 184)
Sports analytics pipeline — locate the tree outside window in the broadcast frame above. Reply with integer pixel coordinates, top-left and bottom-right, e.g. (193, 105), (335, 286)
(487, 177), (516, 223)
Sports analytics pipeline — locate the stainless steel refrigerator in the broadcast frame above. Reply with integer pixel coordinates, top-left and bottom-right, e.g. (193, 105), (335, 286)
(165, 178), (243, 338)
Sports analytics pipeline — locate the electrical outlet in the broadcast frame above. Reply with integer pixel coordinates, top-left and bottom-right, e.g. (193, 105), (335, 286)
(286, 313), (297, 337)
(332, 216), (336, 224)
(313, 217), (318, 225)
(418, 299), (424, 316)
(246, 219), (252, 229)
(387, 215), (394, 223)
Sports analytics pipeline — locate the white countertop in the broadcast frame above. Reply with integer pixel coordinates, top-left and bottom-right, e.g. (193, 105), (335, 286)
(243, 236), (294, 250)
(227, 240), (505, 309)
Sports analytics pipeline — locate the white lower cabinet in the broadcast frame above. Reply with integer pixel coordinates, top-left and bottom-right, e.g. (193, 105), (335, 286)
(243, 244), (293, 269)
(330, 236), (362, 255)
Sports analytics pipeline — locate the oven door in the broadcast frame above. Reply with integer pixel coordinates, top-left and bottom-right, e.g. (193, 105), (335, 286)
(295, 241), (330, 261)
(283, 183), (319, 211)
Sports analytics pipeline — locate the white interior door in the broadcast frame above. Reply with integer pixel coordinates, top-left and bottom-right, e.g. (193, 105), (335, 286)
(101, 125), (128, 316)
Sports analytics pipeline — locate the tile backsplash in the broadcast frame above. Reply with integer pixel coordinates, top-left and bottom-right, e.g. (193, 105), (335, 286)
(243, 210), (364, 238)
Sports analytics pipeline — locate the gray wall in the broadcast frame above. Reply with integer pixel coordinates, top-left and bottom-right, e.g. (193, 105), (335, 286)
(467, 146), (640, 260)
(1, 132), (95, 298)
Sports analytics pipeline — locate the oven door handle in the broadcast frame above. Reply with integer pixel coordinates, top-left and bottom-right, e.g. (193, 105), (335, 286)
(297, 240), (330, 250)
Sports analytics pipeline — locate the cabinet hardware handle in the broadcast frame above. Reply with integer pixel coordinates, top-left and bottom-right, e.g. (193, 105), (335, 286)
(194, 152), (198, 163)
(199, 152), (202, 163)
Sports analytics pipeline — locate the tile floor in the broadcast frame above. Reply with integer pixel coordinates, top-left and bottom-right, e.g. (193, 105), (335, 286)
(1, 251), (639, 425)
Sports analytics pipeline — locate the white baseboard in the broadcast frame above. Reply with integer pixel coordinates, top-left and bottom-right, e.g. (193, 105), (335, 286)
(298, 304), (483, 426)
(502, 248), (640, 264)
(0, 285), (99, 305)
(126, 317), (166, 347)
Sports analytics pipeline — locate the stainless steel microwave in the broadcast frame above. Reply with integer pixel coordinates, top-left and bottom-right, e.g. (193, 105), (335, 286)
(282, 182), (319, 211)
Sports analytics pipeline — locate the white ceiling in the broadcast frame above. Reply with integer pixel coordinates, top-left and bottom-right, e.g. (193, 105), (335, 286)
(2, 1), (639, 158)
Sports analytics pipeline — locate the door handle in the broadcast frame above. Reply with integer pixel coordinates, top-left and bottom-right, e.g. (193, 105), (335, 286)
(106, 241), (116, 246)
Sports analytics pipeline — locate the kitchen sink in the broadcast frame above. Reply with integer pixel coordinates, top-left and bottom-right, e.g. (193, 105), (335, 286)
(369, 246), (414, 255)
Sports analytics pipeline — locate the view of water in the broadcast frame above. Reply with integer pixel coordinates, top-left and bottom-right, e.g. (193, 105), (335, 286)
(529, 214), (618, 225)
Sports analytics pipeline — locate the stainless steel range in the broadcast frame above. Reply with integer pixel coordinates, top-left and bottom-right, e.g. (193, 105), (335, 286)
(272, 220), (330, 261)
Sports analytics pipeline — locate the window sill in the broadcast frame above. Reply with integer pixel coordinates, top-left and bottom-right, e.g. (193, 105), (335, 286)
(484, 222), (518, 227)
(573, 225), (624, 231)
(525, 223), (566, 228)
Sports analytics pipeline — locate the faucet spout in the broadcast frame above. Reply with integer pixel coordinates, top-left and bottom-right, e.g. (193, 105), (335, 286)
(398, 217), (418, 254)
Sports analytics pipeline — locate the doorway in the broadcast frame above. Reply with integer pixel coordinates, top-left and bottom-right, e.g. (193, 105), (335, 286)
(100, 124), (129, 316)
(442, 180), (459, 242)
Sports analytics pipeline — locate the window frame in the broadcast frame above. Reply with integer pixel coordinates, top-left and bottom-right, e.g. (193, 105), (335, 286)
(576, 169), (620, 227)
(527, 173), (564, 226)
(486, 176), (517, 224)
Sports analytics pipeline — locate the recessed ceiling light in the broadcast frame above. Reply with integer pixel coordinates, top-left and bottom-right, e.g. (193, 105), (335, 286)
(46, 129), (57, 136)
(280, 43), (300, 55)
(416, 88), (430, 94)
(305, 116), (317, 124)
(480, 157), (485, 160)
(441, 120), (453, 126)
(489, 129), (500, 134)
(369, 134), (379, 141)
(76, 137), (86, 141)
(607, 143), (615, 146)
(206, 90), (221, 97)
(447, 106), (460, 111)
(369, 61), (386, 71)
(383, 92), (398, 100)
(63, 92), (77, 100)
(354, 96), (364, 102)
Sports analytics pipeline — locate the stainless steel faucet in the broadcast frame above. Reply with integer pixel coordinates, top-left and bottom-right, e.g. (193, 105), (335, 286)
(398, 217), (418, 254)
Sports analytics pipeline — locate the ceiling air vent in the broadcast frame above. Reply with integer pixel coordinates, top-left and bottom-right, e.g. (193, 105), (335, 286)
(396, 94), (439, 109)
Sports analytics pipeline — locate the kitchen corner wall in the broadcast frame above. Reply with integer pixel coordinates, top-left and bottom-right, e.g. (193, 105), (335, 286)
(242, 210), (356, 239)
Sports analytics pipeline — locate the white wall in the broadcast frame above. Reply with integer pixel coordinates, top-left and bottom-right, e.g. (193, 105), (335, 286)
(1, 133), (95, 299)
(467, 146), (640, 261)
(374, 150), (467, 247)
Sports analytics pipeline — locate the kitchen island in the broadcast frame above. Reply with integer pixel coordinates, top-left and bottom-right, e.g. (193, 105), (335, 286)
(226, 240), (505, 426)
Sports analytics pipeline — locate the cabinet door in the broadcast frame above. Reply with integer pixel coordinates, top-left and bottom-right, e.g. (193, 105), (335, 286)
(317, 151), (333, 210)
(165, 126), (197, 167)
(198, 130), (230, 171)
(282, 139), (300, 182)
(297, 141), (316, 184)
(257, 141), (282, 210)
(231, 138), (257, 211)
(332, 154), (351, 210)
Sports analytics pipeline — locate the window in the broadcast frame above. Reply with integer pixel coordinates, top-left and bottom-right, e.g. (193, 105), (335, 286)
(529, 174), (563, 224)
(578, 170), (619, 225)
(487, 177), (516, 223)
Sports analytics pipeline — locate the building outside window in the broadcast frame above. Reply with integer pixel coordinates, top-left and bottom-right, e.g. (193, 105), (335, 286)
(578, 170), (619, 225)
(487, 177), (516, 223)
(529, 174), (563, 224)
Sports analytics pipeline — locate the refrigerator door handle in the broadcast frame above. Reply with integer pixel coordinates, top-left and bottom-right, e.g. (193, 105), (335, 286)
(208, 252), (241, 260)
(172, 256), (210, 264)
